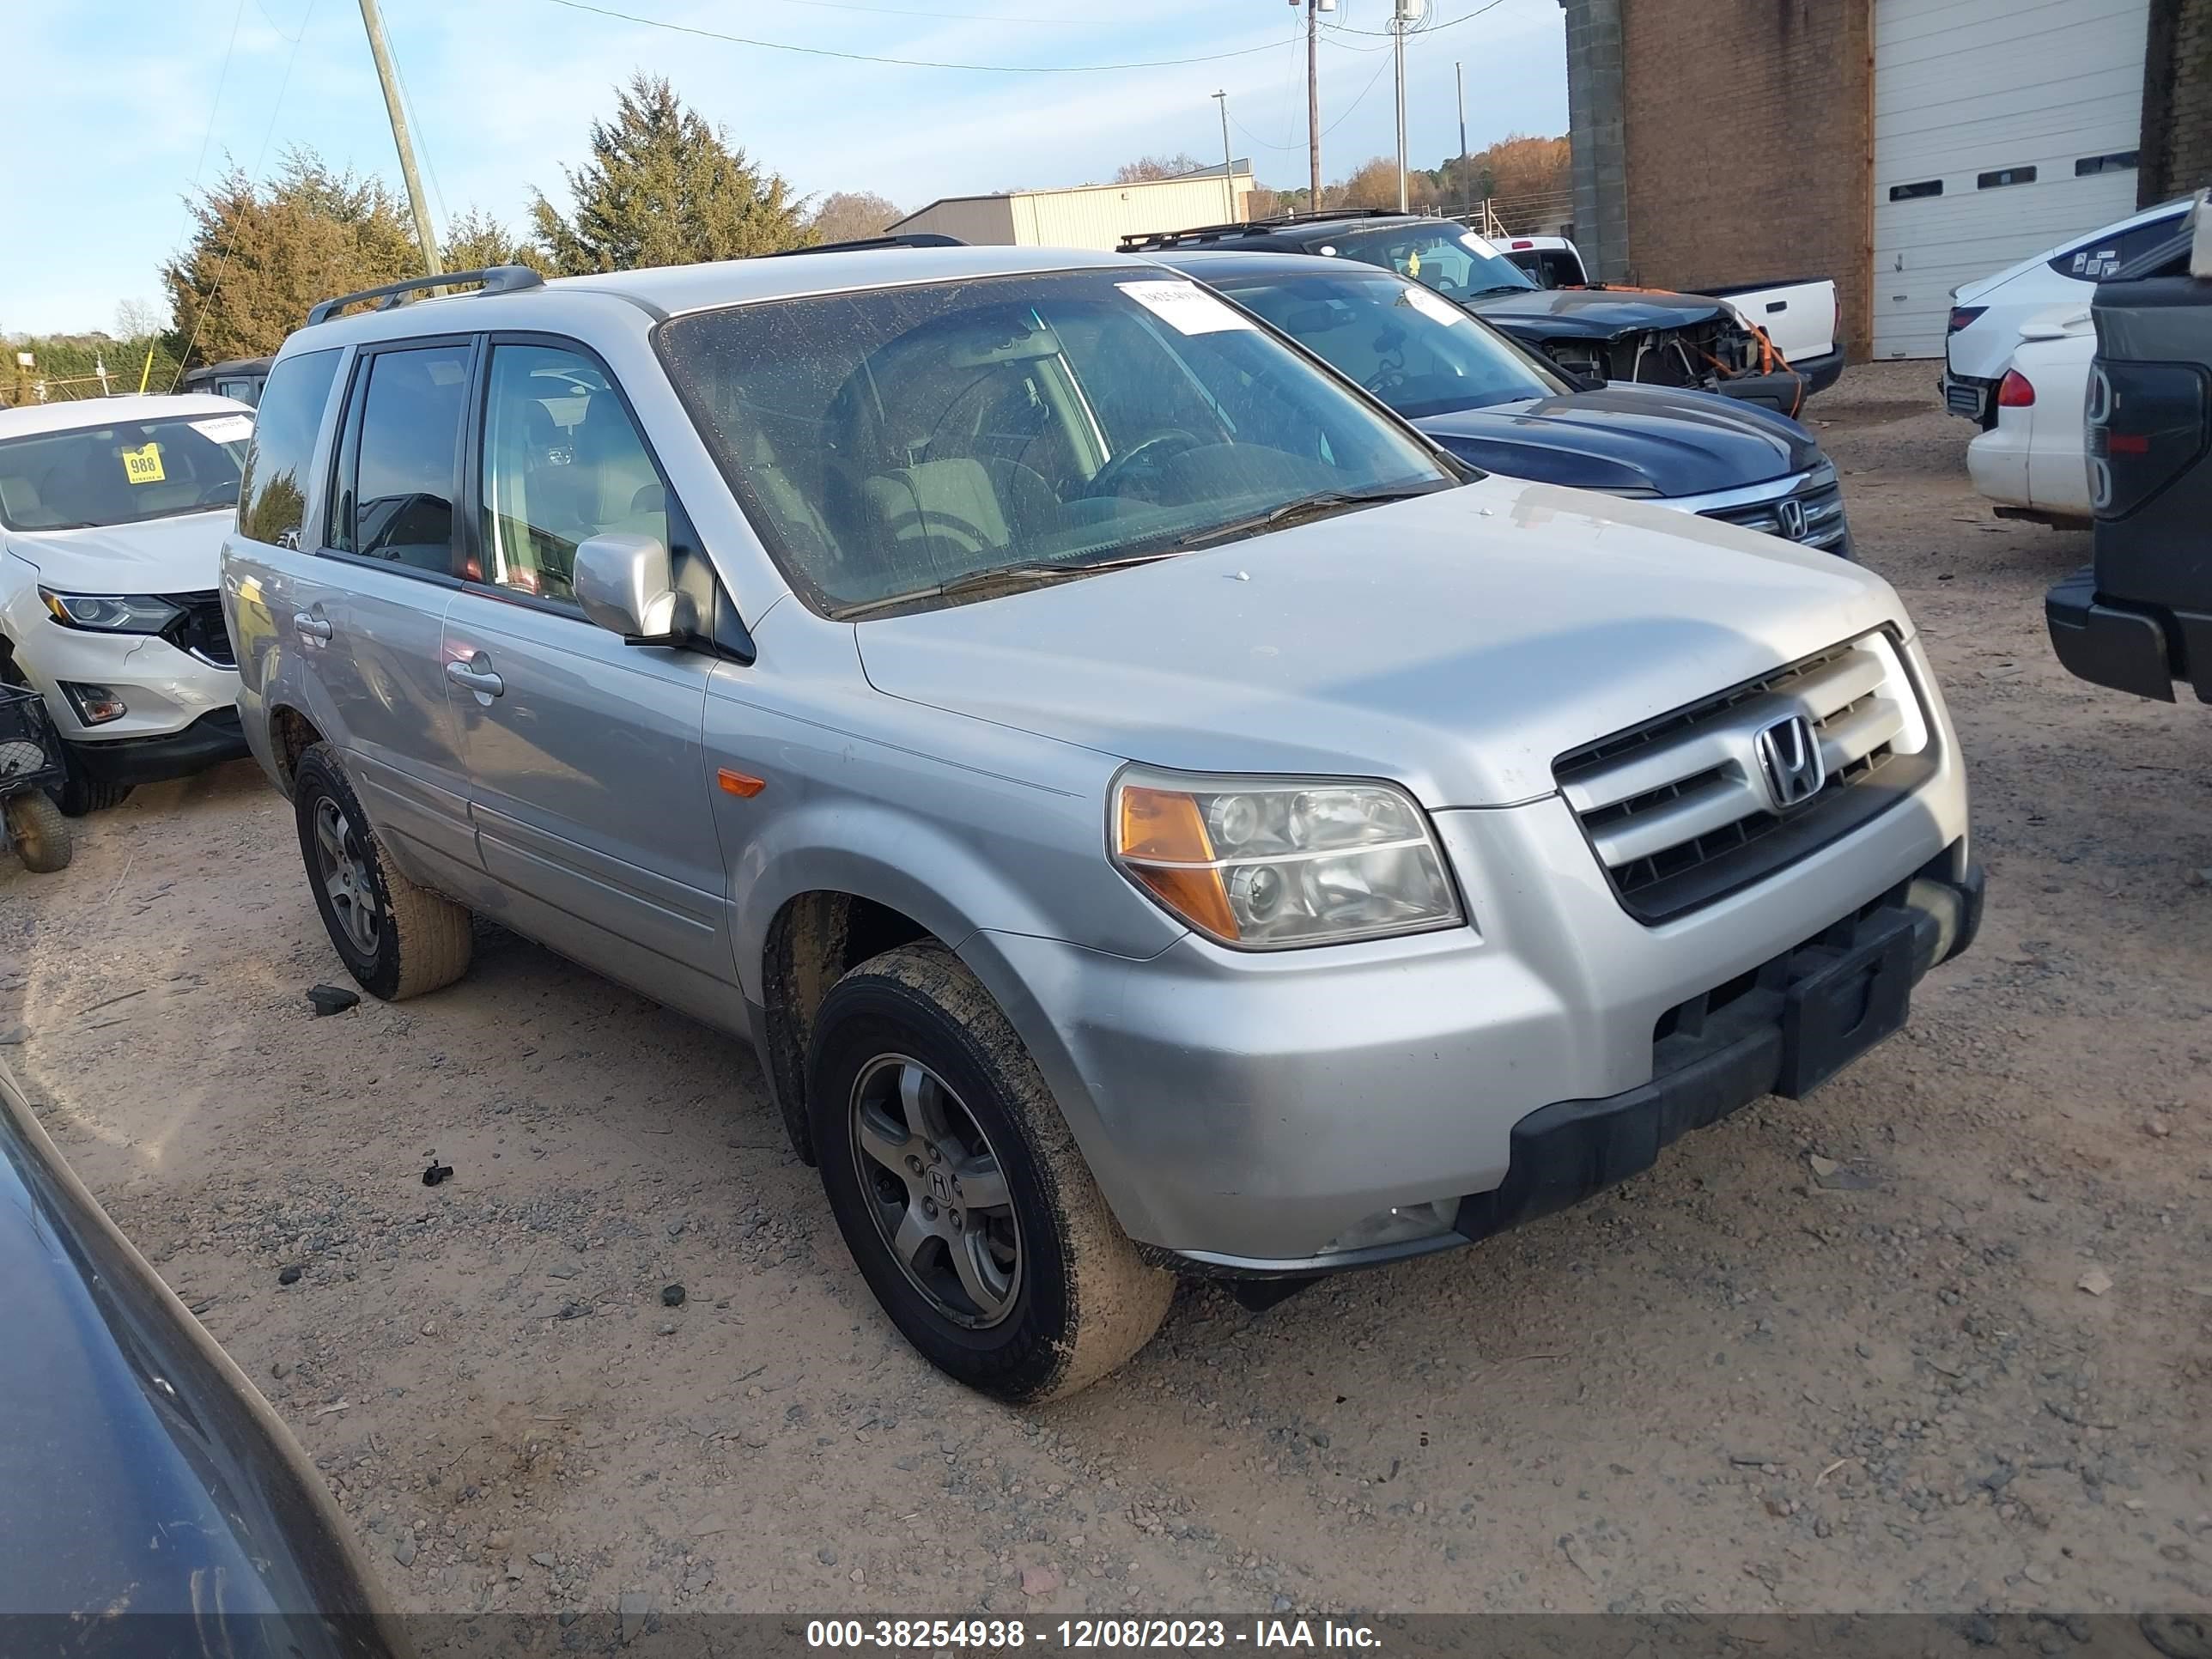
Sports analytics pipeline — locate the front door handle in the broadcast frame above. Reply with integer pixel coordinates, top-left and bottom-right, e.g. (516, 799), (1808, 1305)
(292, 611), (331, 641)
(445, 654), (505, 697)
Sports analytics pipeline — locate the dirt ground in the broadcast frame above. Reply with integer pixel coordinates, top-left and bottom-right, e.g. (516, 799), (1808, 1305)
(3, 362), (2208, 1622)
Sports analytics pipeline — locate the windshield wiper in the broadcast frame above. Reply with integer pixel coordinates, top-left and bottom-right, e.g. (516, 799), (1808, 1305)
(832, 550), (1182, 620)
(1170, 483), (1447, 553)
(1464, 284), (1534, 299)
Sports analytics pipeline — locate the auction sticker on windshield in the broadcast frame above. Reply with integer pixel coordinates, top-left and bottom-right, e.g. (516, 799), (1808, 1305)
(120, 442), (165, 484)
(190, 415), (255, 444)
(1117, 280), (1254, 336)
(1401, 284), (1466, 329)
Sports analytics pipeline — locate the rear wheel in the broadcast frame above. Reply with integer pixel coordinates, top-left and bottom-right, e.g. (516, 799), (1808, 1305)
(807, 944), (1172, 1402)
(293, 743), (471, 1000)
(4, 791), (71, 872)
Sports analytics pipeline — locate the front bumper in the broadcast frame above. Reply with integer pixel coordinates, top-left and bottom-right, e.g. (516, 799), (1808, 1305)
(1791, 345), (1846, 400)
(1710, 364), (1811, 417)
(6, 611), (239, 746)
(2045, 563), (2211, 702)
(971, 711), (1971, 1270)
(71, 708), (248, 786)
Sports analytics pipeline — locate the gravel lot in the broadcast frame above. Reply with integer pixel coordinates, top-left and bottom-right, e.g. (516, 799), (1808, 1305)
(3, 362), (2207, 1621)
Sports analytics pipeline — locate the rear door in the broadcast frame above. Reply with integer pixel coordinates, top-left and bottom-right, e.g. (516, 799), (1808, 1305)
(441, 334), (736, 1024)
(309, 337), (483, 888)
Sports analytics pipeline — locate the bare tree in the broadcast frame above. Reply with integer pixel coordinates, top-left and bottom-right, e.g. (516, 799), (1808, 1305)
(1112, 153), (1205, 184)
(113, 300), (163, 340)
(809, 191), (903, 244)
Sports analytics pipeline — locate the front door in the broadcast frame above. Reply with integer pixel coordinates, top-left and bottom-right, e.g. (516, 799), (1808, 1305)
(441, 337), (735, 1025)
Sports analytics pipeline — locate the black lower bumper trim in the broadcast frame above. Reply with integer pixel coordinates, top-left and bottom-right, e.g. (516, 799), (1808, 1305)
(1792, 346), (1846, 399)
(1711, 365), (1812, 416)
(2045, 565), (2180, 702)
(1452, 864), (1980, 1249)
(71, 708), (248, 786)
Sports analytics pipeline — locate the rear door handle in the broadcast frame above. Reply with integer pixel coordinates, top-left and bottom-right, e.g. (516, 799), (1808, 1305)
(292, 611), (331, 641)
(445, 656), (504, 697)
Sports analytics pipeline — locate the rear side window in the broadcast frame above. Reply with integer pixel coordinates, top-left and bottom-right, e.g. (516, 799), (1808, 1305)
(329, 343), (471, 575)
(237, 348), (340, 547)
(2051, 214), (2188, 281)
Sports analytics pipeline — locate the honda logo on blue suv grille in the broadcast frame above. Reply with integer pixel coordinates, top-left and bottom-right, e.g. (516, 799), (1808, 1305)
(1754, 714), (1826, 811)
(1776, 497), (1808, 540)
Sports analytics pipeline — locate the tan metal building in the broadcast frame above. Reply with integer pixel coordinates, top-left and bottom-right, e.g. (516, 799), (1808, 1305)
(890, 161), (1258, 250)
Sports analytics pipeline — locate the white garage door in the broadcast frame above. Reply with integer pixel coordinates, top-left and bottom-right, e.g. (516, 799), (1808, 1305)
(1873, 0), (2148, 358)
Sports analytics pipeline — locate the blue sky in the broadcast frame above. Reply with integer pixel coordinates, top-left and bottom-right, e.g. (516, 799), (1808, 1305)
(0, 0), (1567, 337)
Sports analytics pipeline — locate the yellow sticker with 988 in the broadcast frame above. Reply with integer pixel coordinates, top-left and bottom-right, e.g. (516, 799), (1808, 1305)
(120, 442), (165, 485)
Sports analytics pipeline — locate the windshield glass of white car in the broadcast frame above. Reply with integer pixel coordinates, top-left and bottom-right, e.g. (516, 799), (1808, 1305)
(657, 270), (1458, 616)
(1212, 267), (1571, 419)
(0, 415), (252, 532)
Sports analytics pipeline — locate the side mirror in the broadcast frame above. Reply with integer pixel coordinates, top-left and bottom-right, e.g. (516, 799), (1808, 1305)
(573, 533), (679, 641)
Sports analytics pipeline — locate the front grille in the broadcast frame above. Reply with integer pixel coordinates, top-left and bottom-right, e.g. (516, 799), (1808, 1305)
(1555, 631), (1936, 924)
(161, 590), (235, 669)
(1701, 475), (1850, 552)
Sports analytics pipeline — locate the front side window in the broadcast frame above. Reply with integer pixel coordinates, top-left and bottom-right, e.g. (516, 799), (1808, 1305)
(479, 343), (669, 602)
(333, 343), (471, 574)
(0, 411), (253, 532)
(236, 348), (339, 548)
(659, 269), (1456, 617)
(1212, 266), (1567, 418)
(1326, 225), (1537, 301)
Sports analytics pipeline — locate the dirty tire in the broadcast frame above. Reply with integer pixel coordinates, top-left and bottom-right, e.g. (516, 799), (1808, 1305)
(51, 749), (131, 817)
(807, 944), (1173, 1403)
(293, 743), (471, 1000)
(5, 791), (71, 872)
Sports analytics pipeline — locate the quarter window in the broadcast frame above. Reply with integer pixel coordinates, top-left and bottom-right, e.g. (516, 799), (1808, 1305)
(477, 343), (669, 602)
(332, 343), (471, 574)
(237, 348), (339, 548)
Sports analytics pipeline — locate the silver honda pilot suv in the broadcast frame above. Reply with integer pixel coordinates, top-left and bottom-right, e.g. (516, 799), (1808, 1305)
(223, 248), (1980, 1401)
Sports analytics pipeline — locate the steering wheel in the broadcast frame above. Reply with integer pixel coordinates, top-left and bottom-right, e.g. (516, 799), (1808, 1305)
(1089, 428), (1201, 500)
(198, 480), (240, 507)
(1364, 367), (1410, 397)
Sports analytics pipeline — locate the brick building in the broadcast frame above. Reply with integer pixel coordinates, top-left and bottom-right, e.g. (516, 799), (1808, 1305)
(1560, 0), (2212, 362)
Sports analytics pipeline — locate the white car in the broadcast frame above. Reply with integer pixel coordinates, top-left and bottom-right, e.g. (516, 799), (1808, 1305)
(1966, 307), (2096, 529)
(1942, 198), (2191, 426)
(0, 395), (255, 813)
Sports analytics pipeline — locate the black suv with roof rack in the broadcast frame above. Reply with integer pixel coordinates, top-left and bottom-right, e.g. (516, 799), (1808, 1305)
(2045, 201), (2212, 707)
(1121, 210), (1811, 415)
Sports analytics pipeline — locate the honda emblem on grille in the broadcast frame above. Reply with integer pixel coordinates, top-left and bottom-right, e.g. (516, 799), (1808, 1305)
(1754, 714), (1826, 811)
(1776, 497), (1808, 540)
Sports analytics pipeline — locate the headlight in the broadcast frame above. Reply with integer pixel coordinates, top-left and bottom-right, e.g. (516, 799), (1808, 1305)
(40, 588), (182, 634)
(1109, 769), (1462, 949)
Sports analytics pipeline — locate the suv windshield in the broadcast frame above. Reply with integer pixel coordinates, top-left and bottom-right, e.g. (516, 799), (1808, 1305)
(1209, 265), (1569, 419)
(1322, 224), (1538, 301)
(0, 411), (252, 532)
(658, 268), (1457, 616)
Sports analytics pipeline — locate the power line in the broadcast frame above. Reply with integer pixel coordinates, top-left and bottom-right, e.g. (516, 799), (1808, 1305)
(1324, 0), (1513, 39)
(1237, 46), (1394, 149)
(537, 0), (1297, 73)
(171, 0), (319, 388)
(745, 0), (1127, 23)
(186, 0), (249, 193)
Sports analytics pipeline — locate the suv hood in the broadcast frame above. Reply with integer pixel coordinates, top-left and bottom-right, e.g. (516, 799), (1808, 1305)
(854, 477), (1903, 808)
(1414, 384), (1815, 496)
(1465, 286), (1732, 340)
(3, 512), (232, 594)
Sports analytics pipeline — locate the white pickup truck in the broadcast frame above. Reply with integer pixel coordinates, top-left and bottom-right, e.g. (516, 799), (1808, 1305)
(1498, 235), (1844, 401)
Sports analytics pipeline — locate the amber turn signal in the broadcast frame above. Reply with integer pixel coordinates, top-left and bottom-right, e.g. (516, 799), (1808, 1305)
(717, 768), (766, 798)
(1114, 784), (1238, 939)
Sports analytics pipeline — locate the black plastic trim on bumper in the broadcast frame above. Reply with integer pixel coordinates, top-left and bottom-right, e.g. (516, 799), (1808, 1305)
(1792, 346), (1846, 399)
(2044, 565), (2184, 702)
(1711, 365), (1812, 416)
(1451, 862), (1983, 1252)
(70, 708), (248, 786)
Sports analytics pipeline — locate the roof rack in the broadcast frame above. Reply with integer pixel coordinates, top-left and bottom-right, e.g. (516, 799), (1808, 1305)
(1118, 207), (1432, 253)
(305, 264), (545, 328)
(766, 233), (965, 258)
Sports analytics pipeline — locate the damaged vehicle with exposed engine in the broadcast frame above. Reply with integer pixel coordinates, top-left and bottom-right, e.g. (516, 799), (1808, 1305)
(1122, 210), (1835, 416)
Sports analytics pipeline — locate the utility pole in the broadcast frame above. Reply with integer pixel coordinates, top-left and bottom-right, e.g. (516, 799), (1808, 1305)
(356, 0), (444, 276)
(1455, 60), (1470, 216)
(1306, 0), (1322, 210)
(1213, 90), (1235, 220)
(1393, 0), (1416, 212)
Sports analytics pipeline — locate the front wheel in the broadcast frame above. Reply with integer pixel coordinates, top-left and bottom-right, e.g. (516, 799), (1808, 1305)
(293, 743), (472, 1000)
(807, 945), (1173, 1403)
(52, 746), (131, 817)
